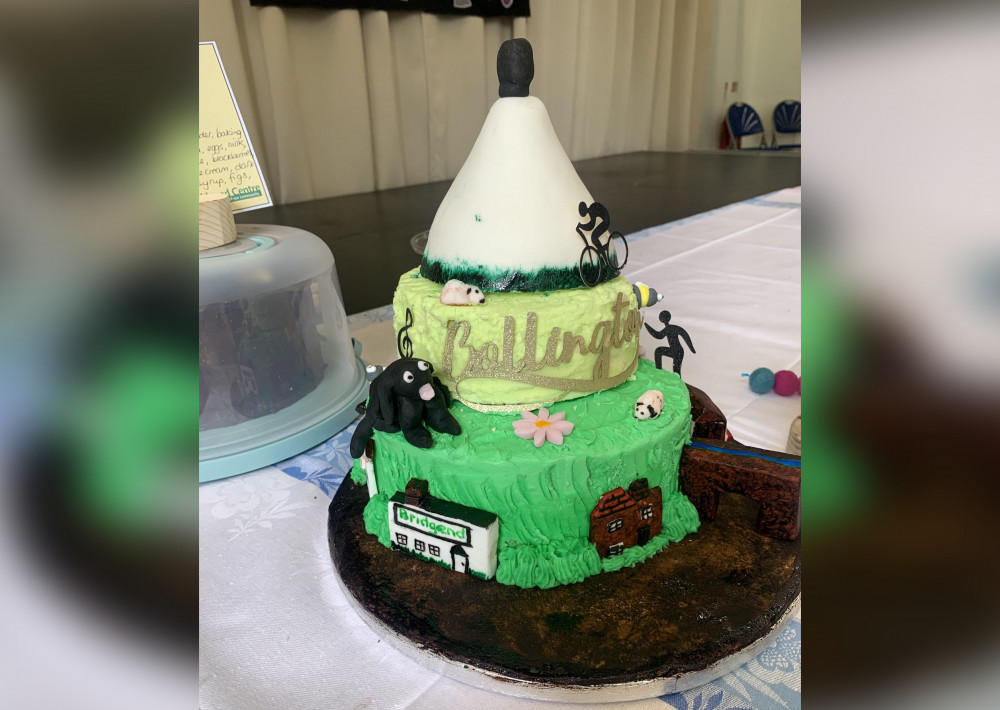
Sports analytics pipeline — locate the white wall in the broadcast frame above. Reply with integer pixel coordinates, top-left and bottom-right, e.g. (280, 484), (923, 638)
(699, 0), (800, 149)
(201, 0), (719, 204)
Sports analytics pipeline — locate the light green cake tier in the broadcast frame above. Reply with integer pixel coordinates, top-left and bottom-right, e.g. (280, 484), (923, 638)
(393, 269), (641, 407)
(350, 359), (700, 589)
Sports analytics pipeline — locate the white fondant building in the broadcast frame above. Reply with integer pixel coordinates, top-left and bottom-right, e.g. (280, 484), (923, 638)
(387, 480), (499, 580)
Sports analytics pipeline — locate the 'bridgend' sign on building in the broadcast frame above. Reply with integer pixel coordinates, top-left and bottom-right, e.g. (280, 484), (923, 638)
(388, 487), (499, 580)
(394, 506), (471, 545)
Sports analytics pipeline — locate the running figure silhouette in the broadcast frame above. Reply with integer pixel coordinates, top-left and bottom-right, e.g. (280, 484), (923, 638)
(644, 311), (696, 375)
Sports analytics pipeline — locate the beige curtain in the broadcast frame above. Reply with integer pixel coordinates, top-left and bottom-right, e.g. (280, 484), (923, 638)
(200, 0), (714, 205)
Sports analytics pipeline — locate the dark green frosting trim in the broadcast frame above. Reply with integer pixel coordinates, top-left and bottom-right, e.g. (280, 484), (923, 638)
(420, 255), (613, 293)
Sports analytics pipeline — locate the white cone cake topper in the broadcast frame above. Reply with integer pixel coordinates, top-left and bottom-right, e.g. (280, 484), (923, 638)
(421, 39), (623, 293)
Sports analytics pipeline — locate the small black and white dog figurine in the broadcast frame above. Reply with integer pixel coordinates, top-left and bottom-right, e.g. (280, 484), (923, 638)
(350, 358), (461, 457)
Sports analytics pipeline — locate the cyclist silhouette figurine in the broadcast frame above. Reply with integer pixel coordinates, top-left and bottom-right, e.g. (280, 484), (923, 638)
(576, 201), (628, 287)
(644, 310), (696, 375)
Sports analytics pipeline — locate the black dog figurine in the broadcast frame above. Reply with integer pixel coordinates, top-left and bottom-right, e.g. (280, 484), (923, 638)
(350, 358), (461, 458)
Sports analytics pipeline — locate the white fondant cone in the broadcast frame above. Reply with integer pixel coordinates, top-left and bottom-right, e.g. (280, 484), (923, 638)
(423, 96), (594, 286)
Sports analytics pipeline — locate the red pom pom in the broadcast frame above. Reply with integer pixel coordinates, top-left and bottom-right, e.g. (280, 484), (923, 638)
(773, 370), (800, 396)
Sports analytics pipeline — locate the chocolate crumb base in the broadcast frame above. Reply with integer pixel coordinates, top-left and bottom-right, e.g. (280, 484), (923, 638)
(328, 479), (800, 686)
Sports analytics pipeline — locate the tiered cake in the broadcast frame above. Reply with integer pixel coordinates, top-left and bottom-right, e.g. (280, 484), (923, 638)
(350, 39), (700, 589)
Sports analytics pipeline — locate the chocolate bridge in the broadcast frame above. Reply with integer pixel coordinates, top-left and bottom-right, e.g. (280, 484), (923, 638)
(681, 385), (801, 541)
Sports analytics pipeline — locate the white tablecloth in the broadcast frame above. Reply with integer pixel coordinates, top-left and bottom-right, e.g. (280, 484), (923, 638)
(200, 187), (802, 710)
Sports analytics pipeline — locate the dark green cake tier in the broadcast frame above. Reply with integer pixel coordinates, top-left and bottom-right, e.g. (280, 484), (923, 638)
(350, 359), (700, 589)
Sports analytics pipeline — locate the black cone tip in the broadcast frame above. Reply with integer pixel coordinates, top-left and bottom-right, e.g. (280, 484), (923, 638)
(497, 38), (533, 98)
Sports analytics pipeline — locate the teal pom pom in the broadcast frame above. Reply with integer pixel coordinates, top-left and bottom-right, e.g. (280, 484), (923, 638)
(747, 367), (775, 394)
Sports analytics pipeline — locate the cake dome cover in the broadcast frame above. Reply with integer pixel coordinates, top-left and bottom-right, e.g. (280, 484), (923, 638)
(421, 39), (620, 293)
(199, 224), (368, 482)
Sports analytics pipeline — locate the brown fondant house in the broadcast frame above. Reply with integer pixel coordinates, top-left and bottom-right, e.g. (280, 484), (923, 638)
(589, 478), (663, 558)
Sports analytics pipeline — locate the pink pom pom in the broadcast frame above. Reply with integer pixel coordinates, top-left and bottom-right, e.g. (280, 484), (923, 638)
(773, 370), (800, 396)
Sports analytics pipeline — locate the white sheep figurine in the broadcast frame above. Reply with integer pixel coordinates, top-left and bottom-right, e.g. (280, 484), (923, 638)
(634, 389), (665, 420)
(440, 279), (486, 306)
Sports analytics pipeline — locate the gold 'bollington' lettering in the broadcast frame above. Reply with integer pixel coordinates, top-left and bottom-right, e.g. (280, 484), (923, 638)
(442, 291), (641, 391)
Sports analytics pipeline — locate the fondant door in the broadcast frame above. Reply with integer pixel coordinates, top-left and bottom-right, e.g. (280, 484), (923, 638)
(638, 525), (650, 546)
(450, 544), (469, 573)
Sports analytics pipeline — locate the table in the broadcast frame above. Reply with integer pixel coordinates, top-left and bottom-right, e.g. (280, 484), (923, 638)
(200, 187), (802, 710)
(235, 151), (801, 314)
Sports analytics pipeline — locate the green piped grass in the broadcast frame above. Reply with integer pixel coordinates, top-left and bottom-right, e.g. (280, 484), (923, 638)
(363, 492), (391, 547)
(349, 459), (367, 486)
(363, 490), (700, 587)
(495, 538), (602, 589)
(397, 546), (454, 573)
(601, 531), (673, 573)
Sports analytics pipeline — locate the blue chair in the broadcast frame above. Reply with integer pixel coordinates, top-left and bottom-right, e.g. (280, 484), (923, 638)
(726, 102), (768, 149)
(772, 100), (801, 149)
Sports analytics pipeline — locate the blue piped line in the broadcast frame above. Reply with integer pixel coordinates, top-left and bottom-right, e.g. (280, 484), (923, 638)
(687, 441), (800, 468)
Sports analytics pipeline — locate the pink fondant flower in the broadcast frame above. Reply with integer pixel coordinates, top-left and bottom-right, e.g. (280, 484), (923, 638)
(512, 408), (575, 447)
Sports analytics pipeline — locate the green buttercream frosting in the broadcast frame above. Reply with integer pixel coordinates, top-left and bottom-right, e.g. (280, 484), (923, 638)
(394, 269), (640, 406)
(363, 492), (391, 547)
(360, 359), (700, 589)
(349, 459), (366, 486)
(421, 255), (613, 292)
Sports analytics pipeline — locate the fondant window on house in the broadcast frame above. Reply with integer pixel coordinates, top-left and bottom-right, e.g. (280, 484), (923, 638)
(641, 505), (654, 520)
(607, 518), (623, 533)
(609, 542), (624, 556)
(396, 533), (408, 545)
(414, 539), (426, 552)
(429, 544), (440, 557)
